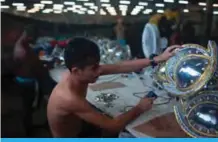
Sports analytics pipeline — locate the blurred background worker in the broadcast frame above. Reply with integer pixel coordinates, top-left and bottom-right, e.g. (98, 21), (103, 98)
(142, 9), (180, 58)
(114, 17), (126, 47)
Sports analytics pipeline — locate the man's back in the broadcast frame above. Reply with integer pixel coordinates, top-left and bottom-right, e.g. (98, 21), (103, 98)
(47, 79), (83, 137)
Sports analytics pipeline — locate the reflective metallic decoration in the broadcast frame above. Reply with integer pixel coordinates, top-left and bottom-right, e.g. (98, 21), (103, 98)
(152, 41), (218, 137)
(152, 41), (217, 97)
(94, 38), (131, 64)
(95, 93), (119, 108)
(51, 47), (65, 60)
(39, 36), (131, 66)
(174, 91), (218, 137)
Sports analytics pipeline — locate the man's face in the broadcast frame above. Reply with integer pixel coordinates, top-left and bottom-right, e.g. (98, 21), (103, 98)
(76, 63), (101, 83)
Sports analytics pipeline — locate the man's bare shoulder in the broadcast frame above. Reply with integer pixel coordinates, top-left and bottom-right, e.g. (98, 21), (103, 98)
(49, 84), (90, 113)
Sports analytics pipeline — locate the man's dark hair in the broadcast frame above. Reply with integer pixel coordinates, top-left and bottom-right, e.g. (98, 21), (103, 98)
(64, 37), (100, 71)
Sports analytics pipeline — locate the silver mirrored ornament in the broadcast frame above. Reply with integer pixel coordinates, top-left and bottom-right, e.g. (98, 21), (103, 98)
(153, 41), (217, 97)
(94, 38), (131, 64)
(174, 91), (218, 137)
(95, 93), (119, 108)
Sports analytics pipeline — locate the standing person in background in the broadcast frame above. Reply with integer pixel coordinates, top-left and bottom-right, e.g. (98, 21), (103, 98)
(13, 26), (56, 137)
(114, 17), (126, 47)
(126, 22), (145, 59)
(181, 21), (196, 44)
(142, 9), (180, 58)
(170, 24), (183, 45)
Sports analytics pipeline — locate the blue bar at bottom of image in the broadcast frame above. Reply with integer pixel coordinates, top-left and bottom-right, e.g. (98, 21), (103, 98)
(1, 138), (218, 142)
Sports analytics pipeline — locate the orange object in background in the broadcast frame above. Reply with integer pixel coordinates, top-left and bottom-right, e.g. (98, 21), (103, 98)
(39, 51), (45, 56)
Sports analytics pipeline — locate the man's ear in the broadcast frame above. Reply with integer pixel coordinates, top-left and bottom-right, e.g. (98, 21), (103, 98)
(71, 67), (80, 75)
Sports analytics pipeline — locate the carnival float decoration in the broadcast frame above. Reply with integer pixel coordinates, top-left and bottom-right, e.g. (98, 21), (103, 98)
(152, 41), (218, 137)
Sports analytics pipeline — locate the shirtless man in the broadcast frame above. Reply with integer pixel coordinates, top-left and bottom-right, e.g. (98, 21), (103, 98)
(47, 37), (180, 137)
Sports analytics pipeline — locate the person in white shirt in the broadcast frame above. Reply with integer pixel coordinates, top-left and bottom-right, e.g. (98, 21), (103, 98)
(142, 9), (179, 58)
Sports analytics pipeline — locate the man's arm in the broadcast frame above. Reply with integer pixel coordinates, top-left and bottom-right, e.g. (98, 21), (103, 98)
(14, 31), (50, 78)
(100, 45), (181, 75)
(100, 58), (152, 75)
(70, 97), (153, 133)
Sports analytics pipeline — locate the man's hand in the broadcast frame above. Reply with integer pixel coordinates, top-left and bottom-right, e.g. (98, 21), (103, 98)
(16, 31), (27, 44)
(136, 98), (154, 113)
(154, 45), (181, 63)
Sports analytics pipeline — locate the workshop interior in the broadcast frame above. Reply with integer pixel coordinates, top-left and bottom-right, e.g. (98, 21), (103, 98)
(1, 0), (218, 138)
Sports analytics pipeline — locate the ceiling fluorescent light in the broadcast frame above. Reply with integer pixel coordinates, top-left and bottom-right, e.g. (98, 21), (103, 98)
(90, 6), (98, 11)
(119, 5), (128, 8)
(77, 0), (89, 1)
(17, 9), (26, 11)
(213, 4), (218, 7)
(67, 7), (74, 11)
(100, 9), (107, 15)
(77, 11), (86, 14)
(0, 0), (5, 2)
(131, 11), (139, 15)
(199, 2), (206, 6)
(131, 8), (142, 15)
(27, 9), (37, 13)
(183, 9), (189, 13)
(135, 5), (144, 9)
(101, 4), (111, 7)
(110, 13), (117, 16)
(157, 9), (164, 13)
(12, 3), (24, 6)
(28, 11), (36, 13)
(120, 7), (128, 11)
(87, 10), (95, 15)
(64, 1), (75, 5)
(107, 8), (115, 11)
(214, 11), (218, 15)
(84, 3), (95, 6)
(17, 6), (26, 11)
(0, 5), (9, 9)
(100, 0), (110, 2)
(164, 0), (174, 3)
(42, 9), (53, 13)
(53, 4), (64, 9)
(121, 11), (127, 16)
(138, 2), (148, 6)
(108, 9), (116, 14)
(120, 1), (131, 5)
(143, 9), (153, 14)
(34, 4), (45, 8)
(155, 3), (165, 7)
(80, 7), (87, 11)
(54, 11), (62, 14)
(179, 1), (188, 4)
(106, 7), (115, 10)
(74, 5), (82, 8)
(41, 1), (53, 4)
